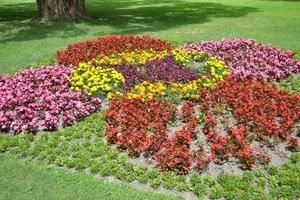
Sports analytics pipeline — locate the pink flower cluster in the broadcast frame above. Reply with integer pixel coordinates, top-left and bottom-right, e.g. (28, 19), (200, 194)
(182, 39), (300, 81)
(0, 66), (101, 134)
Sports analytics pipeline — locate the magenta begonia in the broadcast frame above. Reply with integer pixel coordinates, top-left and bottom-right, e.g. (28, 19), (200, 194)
(182, 39), (300, 81)
(0, 66), (101, 134)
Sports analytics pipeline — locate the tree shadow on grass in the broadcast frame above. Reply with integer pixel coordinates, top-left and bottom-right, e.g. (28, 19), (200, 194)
(0, 2), (36, 22)
(0, 0), (259, 43)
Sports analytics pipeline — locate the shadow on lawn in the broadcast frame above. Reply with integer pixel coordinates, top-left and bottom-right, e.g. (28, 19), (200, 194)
(0, 0), (258, 42)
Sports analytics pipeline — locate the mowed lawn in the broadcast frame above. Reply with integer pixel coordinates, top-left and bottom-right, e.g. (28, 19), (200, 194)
(0, 0), (300, 75)
(0, 155), (182, 200)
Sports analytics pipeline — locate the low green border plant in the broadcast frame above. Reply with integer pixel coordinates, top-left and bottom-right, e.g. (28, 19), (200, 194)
(279, 75), (300, 95)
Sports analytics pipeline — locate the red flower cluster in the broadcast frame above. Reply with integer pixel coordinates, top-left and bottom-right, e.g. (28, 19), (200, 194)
(155, 127), (194, 173)
(106, 98), (177, 157)
(286, 137), (300, 151)
(199, 76), (300, 168)
(211, 135), (235, 162)
(105, 77), (300, 173)
(200, 76), (300, 141)
(155, 102), (200, 173)
(57, 35), (173, 66)
(106, 98), (200, 173)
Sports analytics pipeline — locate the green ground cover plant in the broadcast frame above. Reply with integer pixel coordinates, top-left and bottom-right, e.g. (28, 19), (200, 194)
(279, 76), (300, 94)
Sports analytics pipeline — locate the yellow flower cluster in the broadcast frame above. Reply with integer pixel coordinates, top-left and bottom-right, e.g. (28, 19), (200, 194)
(90, 49), (169, 66)
(89, 49), (207, 67)
(70, 63), (125, 98)
(170, 81), (201, 100)
(171, 49), (206, 65)
(127, 81), (166, 101)
(115, 80), (201, 101)
(201, 57), (231, 88)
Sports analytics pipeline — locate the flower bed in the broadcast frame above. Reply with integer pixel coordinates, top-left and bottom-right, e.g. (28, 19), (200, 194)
(182, 39), (300, 81)
(56, 35), (173, 66)
(0, 66), (101, 134)
(1, 35), (300, 177)
(70, 50), (230, 99)
(106, 77), (300, 173)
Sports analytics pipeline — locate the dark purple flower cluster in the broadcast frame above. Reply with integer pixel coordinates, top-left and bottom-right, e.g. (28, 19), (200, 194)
(182, 39), (300, 81)
(0, 66), (102, 134)
(113, 57), (199, 90)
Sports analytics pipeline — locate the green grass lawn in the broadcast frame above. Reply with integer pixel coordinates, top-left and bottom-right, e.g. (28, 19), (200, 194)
(0, 154), (182, 200)
(1, 0), (300, 75)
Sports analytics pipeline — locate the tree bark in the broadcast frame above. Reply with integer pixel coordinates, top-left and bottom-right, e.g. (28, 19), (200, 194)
(37, 0), (67, 20)
(68, 0), (89, 19)
(36, 0), (87, 20)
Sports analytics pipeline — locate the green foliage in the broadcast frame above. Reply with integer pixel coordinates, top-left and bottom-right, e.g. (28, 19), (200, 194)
(290, 152), (300, 163)
(196, 109), (206, 124)
(279, 75), (300, 94)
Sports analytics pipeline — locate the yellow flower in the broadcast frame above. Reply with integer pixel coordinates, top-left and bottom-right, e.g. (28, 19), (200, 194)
(91, 49), (169, 66)
(182, 87), (188, 93)
(107, 92), (113, 99)
(70, 63), (124, 98)
(171, 48), (206, 65)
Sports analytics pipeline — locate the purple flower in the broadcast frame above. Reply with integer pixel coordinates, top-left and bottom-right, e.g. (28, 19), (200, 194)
(113, 56), (199, 90)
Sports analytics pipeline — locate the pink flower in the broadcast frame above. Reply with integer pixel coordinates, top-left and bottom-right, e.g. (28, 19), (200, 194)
(0, 66), (102, 134)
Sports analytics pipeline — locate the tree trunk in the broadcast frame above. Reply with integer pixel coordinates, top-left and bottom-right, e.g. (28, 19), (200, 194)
(37, 0), (67, 20)
(36, 0), (88, 20)
(68, 0), (89, 19)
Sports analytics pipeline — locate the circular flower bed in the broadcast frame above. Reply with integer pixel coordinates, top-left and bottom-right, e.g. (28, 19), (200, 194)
(1, 35), (299, 176)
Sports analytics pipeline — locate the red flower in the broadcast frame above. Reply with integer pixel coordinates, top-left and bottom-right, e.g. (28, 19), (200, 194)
(57, 35), (173, 66)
